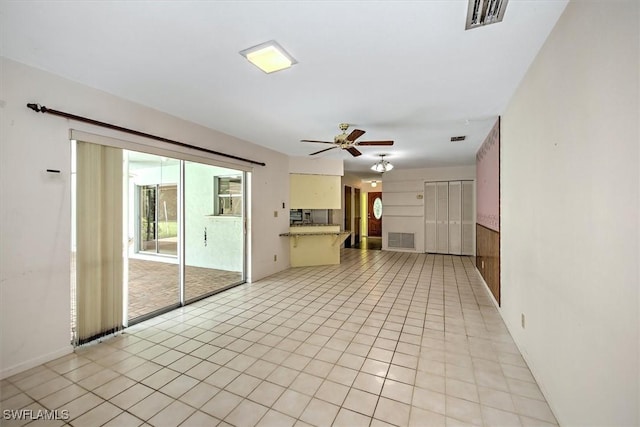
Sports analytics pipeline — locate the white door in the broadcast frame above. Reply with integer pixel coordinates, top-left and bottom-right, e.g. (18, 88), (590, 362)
(436, 182), (449, 253)
(448, 181), (462, 255)
(424, 182), (437, 252)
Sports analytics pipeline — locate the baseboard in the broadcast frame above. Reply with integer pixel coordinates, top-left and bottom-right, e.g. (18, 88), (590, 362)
(474, 265), (500, 310)
(0, 345), (74, 380)
(473, 266), (563, 426)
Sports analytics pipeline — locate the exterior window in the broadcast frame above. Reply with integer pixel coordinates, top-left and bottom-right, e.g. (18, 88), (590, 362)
(214, 175), (242, 216)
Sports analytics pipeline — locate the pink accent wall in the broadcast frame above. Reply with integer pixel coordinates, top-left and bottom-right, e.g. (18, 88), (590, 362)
(476, 119), (500, 231)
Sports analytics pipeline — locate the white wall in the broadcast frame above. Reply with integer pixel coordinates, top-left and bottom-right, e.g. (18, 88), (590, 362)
(0, 58), (290, 378)
(184, 163), (243, 271)
(289, 156), (343, 176)
(381, 166), (476, 252)
(501, 2), (639, 425)
(129, 162), (180, 186)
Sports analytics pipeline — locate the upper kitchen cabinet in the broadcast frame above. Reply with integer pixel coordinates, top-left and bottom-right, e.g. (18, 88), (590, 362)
(290, 174), (341, 209)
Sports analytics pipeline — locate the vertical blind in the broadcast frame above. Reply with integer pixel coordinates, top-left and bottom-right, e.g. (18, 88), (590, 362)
(75, 141), (124, 345)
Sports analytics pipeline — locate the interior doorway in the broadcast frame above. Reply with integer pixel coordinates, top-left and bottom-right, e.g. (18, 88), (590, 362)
(354, 188), (361, 246)
(367, 192), (382, 237)
(357, 191), (382, 250)
(344, 186), (352, 248)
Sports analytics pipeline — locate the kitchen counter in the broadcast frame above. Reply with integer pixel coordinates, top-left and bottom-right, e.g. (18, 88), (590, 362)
(289, 223), (342, 227)
(280, 225), (350, 267)
(280, 231), (350, 237)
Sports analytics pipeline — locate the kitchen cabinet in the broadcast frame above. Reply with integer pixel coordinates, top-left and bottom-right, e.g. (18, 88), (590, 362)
(290, 174), (341, 209)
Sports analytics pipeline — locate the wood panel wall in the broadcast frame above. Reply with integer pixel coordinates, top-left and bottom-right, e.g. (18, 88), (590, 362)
(476, 224), (500, 305)
(476, 118), (500, 306)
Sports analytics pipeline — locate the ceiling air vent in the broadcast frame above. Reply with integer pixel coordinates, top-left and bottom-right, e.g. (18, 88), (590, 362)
(466, 0), (509, 30)
(451, 136), (466, 142)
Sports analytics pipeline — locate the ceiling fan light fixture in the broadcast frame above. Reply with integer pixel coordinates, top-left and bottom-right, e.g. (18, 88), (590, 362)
(239, 40), (297, 74)
(371, 155), (393, 173)
(302, 123), (394, 157)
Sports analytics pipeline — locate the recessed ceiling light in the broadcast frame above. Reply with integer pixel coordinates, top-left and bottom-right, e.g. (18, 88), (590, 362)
(239, 40), (297, 74)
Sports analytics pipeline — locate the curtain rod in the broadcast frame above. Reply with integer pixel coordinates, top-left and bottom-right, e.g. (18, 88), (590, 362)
(26, 103), (266, 167)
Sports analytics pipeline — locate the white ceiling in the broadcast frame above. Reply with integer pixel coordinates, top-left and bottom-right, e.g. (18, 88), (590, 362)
(1, 0), (568, 179)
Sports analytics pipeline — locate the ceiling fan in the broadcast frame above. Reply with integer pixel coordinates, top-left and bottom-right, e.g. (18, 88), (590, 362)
(301, 123), (394, 157)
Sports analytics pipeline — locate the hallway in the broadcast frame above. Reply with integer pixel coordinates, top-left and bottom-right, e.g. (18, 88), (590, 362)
(2, 250), (557, 426)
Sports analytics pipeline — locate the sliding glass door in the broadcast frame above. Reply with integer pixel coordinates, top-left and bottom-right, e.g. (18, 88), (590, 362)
(127, 152), (180, 320)
(139, 184), (178, 256)
(184, 162), (245, 302)
(73, 142), (248, 342)
(139, 185), (157, 252)
(125, 151), (246, 322)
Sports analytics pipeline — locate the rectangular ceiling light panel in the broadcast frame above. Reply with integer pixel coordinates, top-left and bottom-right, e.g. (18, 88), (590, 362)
(465, 0), (509, 30)
(239, 40), (297, 74)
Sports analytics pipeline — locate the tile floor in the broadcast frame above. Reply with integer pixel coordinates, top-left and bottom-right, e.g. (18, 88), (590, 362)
(2, 250), (558, 427)
(353, 237), (382, 251)
(71, 255), (244, 336)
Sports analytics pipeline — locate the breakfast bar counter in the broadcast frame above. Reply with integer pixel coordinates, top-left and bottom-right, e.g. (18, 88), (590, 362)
(280, 224), (350, 267)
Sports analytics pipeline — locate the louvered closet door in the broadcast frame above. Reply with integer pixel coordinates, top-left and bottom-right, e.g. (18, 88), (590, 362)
(424, 183), (437, 252)
(462, 181), (474, 255)
(436, 182), (449, 253)
(448, 181), (462, 255)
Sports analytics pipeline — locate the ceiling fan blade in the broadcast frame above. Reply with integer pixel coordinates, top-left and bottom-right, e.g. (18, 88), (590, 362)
(346, 147), (362, 157)
(346, 129), (365, 142)
(356, 140), (394, 146)
(309, 146), (337, 156)
(301, 139), (335, 144)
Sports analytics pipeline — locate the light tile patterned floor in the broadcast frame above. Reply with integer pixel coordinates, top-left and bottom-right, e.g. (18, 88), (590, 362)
(2, 250), (558, 427)
(71, 257), (243, 339)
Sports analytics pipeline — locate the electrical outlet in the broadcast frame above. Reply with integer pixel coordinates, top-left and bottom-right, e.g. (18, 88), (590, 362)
(274, 254), (277, 262)
(521, 313), (526, 329)
(274, 211), (278, 217)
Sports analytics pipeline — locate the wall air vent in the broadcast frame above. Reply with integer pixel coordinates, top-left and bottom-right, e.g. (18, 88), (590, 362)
(465, 0), (509, 30)
(388, 232), (415, 249)
(451, 136), (466, 142)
